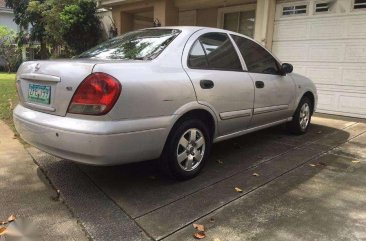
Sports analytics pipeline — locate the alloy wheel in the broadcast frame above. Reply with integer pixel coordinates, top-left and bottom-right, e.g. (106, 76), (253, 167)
(299, 103), (310, 130)
(176, 128), (206, 171)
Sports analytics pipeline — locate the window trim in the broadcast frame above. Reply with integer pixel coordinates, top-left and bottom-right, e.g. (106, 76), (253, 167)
(187, 32), (245, 72)
(313, 1), (335, 15)
(352, 0), (366, 11)
(230, 33), (285, 76)
(280, 2), (309, 17)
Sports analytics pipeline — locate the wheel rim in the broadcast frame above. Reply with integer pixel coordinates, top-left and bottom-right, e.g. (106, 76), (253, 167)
(299, 103), (311, 130)
(176, 128), (206, 171)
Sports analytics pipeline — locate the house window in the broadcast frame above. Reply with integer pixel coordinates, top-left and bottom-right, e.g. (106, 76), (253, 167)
(222, 10), (256, 37)
(354, 0), (366, 9)
(315, 1), (337, 13)
(315, 2), (330, 12)
(282, 5), (307, 15)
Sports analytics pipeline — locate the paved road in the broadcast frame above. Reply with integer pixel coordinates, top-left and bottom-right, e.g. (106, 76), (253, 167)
(25, 115), (366, 241)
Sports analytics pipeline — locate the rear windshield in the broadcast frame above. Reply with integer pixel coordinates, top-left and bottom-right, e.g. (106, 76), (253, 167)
(78, 29), (181, 60)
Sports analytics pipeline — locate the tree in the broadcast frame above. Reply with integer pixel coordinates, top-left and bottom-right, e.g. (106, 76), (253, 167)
(5, 0), (103, 58)
(5, 0), (50, 59)
(4, 0), (29, 29)
(0, 26), (22, 72)
(59, 0), (102, 54)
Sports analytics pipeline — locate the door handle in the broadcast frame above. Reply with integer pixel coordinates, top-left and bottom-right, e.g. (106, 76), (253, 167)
(255, 81), (265, 88)
(200, 79), (214, 89)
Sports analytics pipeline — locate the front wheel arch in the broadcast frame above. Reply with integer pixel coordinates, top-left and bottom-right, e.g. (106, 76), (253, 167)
(302, 91), (315, 114)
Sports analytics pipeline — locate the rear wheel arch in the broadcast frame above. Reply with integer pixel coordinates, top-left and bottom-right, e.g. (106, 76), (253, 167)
(170, 109), (216, 141)
(159, 109), (216, 180)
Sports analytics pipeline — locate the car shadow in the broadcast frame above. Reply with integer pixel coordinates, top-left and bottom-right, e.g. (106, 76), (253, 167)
(77, 120), (352, 219)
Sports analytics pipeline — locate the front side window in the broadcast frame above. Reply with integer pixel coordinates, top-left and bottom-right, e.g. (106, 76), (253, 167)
(231, 35), (281, 75)
(188, 33), (242, 71)
(79, 29), (181, 60)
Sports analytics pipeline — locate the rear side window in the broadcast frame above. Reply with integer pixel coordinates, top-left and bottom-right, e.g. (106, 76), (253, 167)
(188, 33), (242, 71)
(231, 35), (281, 75)
(188, 41), (208, 68)
(78, 29), (181, 60)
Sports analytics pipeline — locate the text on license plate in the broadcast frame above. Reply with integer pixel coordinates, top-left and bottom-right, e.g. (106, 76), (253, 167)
(28, 84), (51, 105)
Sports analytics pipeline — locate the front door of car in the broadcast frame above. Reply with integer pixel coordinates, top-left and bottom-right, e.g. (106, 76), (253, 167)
(182, 31), (255, 136)
(231, 35), (296, 127)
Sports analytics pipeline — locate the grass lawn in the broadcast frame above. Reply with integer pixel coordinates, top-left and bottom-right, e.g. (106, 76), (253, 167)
(0, 72), (17, 130)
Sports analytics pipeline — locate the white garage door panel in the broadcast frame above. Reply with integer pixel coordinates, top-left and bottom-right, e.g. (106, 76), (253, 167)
(348, 18), (366, 37)
(344, 69), (366, 86)
(274, 15), (366, 41)
(272, 40), (366, 63)
(273, 1), (366, 118)
(291, 62), (366, 94)
(317, 90), (366, 118)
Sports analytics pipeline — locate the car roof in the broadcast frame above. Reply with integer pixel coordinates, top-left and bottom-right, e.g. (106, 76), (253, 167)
(145, 26), (254, 40)
(129, 26), (282, 64)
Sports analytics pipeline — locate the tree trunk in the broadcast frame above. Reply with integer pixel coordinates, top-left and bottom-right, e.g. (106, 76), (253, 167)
(6, 62), (11, 73)
(40, 40), (48, 59)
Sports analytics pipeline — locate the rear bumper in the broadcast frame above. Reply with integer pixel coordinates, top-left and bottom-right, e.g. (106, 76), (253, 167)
(13, 105), (172, 165)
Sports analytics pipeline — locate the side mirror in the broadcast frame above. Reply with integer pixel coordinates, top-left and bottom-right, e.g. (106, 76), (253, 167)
(281, 63), (293, 74)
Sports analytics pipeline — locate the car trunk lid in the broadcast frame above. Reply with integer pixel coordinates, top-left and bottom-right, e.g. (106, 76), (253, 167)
(16, 60), (97, 116)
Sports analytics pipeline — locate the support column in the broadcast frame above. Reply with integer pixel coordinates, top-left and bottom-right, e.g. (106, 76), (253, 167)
(254, 0), (276, 50)
(112, 7), (122, 35)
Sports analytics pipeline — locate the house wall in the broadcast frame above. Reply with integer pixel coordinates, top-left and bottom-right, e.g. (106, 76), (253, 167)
(97, 9), (115, 39)
(111, 0), (178, 34)
(105, 0), (275, 49)
(0, 10), (17, 31)
(196, 8), (218, 27)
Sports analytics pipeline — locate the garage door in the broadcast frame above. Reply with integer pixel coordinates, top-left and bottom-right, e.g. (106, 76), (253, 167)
(272, 0), (366, 118)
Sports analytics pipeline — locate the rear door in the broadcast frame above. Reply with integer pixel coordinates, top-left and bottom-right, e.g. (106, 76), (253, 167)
(231, 35), (296, 127)
(182, 30), (255, 136)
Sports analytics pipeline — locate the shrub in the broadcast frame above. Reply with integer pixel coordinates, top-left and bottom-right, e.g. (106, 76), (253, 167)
(0, 25), (22, 72)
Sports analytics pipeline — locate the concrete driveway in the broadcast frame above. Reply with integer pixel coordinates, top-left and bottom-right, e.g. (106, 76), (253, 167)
(26, 114), (366, 241)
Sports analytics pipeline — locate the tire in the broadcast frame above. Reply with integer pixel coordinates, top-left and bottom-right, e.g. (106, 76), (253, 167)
(159, 119), (212, 180)
(287, 96), (312, 135)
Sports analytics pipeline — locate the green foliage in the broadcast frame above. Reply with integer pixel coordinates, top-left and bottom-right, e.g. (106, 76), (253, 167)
(60, 0), (102, 54)
(0, 26), (22, 72)
(0, 73), (17, 129)
(5, 0), (29, 29)
(5, 0), (103, 58)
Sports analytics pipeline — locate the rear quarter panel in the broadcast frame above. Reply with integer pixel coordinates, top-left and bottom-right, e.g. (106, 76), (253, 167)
(94, 28), (200, 121)
(93, 62), (197, 120)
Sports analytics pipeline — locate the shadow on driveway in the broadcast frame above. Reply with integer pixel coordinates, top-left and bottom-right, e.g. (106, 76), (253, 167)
(28, 116), (366, 240)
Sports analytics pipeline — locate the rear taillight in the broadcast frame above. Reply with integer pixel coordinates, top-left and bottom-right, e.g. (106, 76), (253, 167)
(68, 72), (121, 115)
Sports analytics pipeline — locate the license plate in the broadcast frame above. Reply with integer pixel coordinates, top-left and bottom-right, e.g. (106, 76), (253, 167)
(28, 84), (51, 105)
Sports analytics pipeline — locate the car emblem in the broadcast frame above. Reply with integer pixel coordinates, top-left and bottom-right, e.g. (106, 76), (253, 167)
(35, 63), (41, 72)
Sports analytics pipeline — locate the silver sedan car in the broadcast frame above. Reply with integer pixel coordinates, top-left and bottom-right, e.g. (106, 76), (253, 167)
(14, 27), (317, 180)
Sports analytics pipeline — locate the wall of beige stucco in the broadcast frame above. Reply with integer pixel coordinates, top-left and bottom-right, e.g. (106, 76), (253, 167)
(108, 0), (276, 49)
